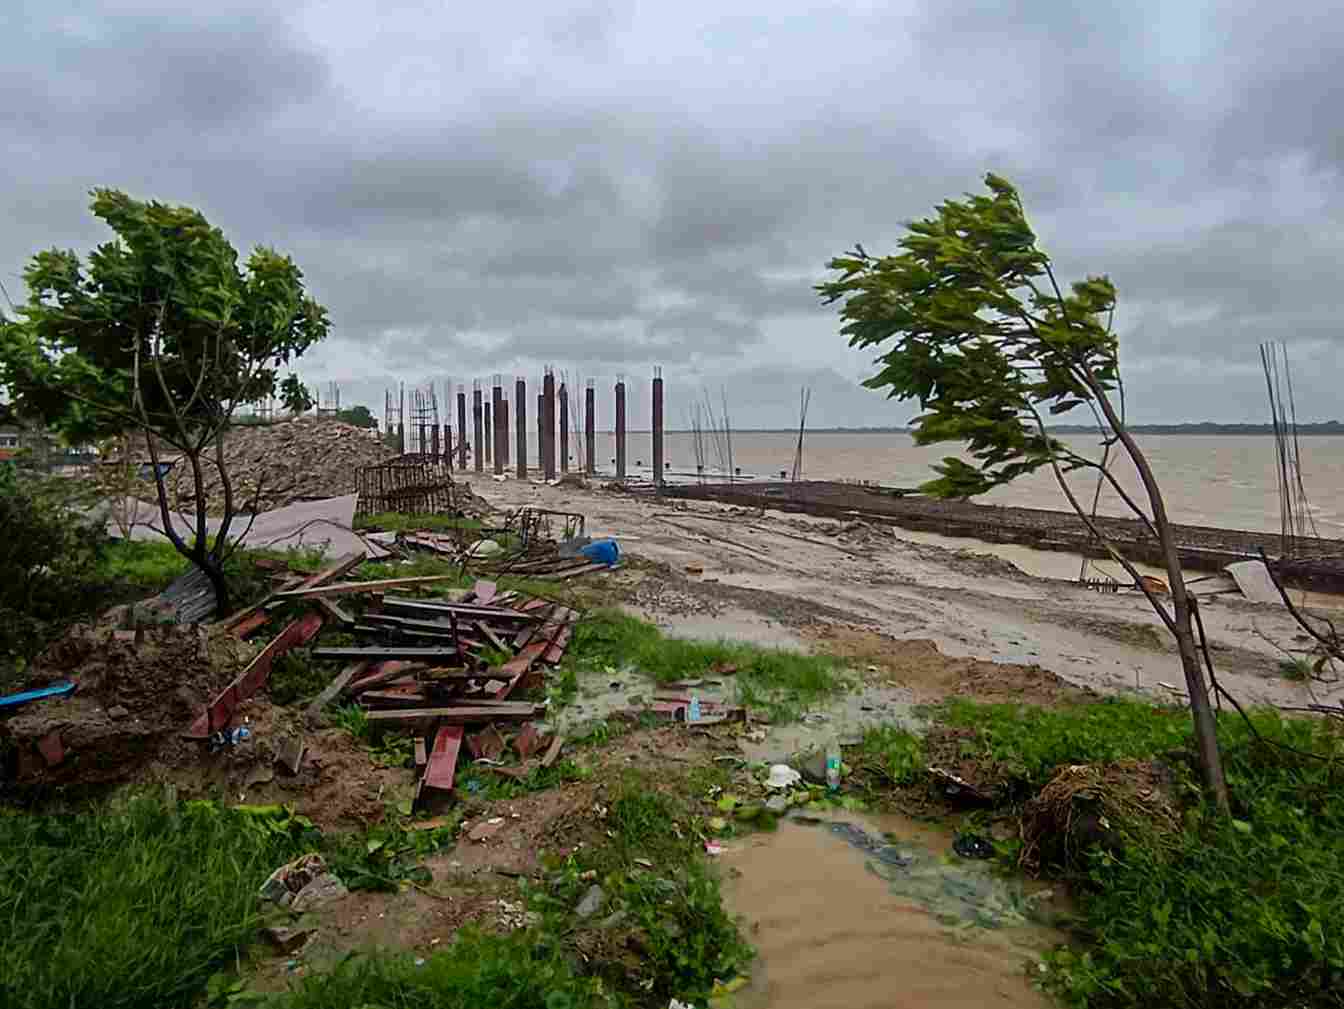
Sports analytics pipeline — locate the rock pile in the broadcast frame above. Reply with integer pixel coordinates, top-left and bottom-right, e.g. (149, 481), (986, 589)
(160, 418), (396, 515)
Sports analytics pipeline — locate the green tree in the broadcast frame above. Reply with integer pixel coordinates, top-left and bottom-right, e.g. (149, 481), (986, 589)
(818, 173), (1229, 810)
(279, 374), (315, 415)
(0, 189), (329, 614)
(336, 404), (377, 429)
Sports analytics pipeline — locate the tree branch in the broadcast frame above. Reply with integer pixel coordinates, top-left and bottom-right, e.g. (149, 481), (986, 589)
(1025, 403), (1178, 635)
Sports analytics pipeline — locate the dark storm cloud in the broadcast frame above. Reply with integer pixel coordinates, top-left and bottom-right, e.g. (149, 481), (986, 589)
(0, 3), (326, 139)
(4, 0), (1344, 427)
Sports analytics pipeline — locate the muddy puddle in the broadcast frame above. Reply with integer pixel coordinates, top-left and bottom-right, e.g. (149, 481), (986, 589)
(720, 812), (1069, 1009)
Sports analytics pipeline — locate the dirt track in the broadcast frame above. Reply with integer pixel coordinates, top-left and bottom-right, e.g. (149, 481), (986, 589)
(484, 478), (1340, 711)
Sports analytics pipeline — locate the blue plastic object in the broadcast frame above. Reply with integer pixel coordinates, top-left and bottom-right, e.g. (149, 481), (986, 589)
(578, 538), (621, 567)
(0, 681), (76, 710)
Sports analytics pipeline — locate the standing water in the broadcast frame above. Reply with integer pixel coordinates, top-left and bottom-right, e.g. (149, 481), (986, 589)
(719, 812), (1070, 1009)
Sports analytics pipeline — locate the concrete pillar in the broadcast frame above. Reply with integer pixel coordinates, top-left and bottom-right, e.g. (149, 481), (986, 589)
(489, 400), (499, 467)
(543, 371), (557, 481)
(457, 392), (467, 469)
(515, 378), (528, 479)
(536, 391), (544, 470)
(491, 382), (504, 476)
(501, 398), (510, 468)
(472, 386), (483, 474)
(615, 379), (627, 480)
(652, 370), (664, 489)
(584, 383), (596, 476)
(559, 382), (569, 474)
(444, 422), (452, 469)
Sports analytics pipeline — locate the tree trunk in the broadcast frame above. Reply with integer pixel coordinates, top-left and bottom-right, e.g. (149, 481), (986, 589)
(1172, 601), (1230, 811)
(1084, 376), (1231, 812)
(199, 553), (232, 617)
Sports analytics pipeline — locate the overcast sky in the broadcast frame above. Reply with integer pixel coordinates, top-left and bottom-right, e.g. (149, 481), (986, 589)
(4, 1), (1343, 428)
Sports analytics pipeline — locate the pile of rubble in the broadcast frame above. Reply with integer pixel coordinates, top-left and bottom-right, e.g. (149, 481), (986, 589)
(2, 543), (592, 807)
(157, 418), (396, 515)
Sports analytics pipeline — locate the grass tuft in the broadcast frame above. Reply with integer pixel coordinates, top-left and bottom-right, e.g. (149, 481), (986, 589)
(0, 797), (302, 1009)
(566, 609), (846, 720)
(258, 929), (600, 1009)
(918, 698), (1344, 1008)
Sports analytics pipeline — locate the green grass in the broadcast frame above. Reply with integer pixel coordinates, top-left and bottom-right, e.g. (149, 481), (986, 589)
(528, 772), (754, 1003)
(939, 696), (1192, 792)
(907, 698), (1344, 1008)
(0, 797), (304, 1009)
(858, 724), (925, 786)
(457, 758), (592, 801)
(353, 512), (486, 535)
(267, 650), (331, 706)
(331, 702), (370, 740)
(92, 539), (192, 589)
(567, 609), (847, 720)
(251, 930), (601, 1009)
(1278, 656), (1314, 680)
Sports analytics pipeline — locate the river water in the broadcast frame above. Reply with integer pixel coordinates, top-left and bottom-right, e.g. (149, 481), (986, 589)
(579, 432), (1344, 536)
(720, 812), (1069, 1009)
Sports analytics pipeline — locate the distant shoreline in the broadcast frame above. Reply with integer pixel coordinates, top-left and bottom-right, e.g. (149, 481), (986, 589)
(614, 423), (1344, 436)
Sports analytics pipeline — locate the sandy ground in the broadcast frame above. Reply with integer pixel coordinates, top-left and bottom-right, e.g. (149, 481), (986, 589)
(480, 477), (1341, 712)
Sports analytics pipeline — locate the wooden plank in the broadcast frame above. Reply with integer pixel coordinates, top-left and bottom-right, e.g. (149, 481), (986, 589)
(423, 725), (464, 791)
(476, 621), (512, 654)
(304, 661), (368, 725)
(231, 611), (270, 640)
(294, 551), (367, 591)
(360, 688), (431, 708)
(353, 623), (458, 642)
(361, 613), (458, 634)
(345, 661), (413, 695)
(219, 574), (305, 634)
(316, 597), (356, 627)
(186, 611), (325, 738)
(512, 603), (557, 648)
(382, 597), (537, 621)
(551, 561), (609, 581)
(540, 733), (565, 768)
(274, 574), (465, 599)
(367, 704), (536, 725)
(515, 723), (542, 759)
(542, 621), (574, 665)
(312, 646), (464, 661)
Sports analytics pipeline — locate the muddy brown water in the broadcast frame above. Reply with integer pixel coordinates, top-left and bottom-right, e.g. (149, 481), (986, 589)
(719, 812), (1068, 1009)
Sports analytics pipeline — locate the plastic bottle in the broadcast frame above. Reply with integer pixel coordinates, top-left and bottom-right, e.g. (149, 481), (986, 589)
(688, 693), (701, 724)
(825, 736), (842, 791)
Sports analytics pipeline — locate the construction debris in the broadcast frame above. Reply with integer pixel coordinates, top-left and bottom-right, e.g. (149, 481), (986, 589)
(2, 497), (596, 808)
(146, 417), (396, 515)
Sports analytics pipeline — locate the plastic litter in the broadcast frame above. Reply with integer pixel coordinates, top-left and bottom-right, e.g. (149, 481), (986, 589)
(0, 681), (76, 710)
(952, 832), (995, 860)
(578, 538), (621, 567)
(825, 736), (842, 791)
(468, 539), (504, 559)
(688, 693), (702, 723)
(766, 764), (802, 789)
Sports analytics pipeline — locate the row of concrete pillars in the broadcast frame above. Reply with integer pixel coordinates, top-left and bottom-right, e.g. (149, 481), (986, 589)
(451, 374), (664, 486)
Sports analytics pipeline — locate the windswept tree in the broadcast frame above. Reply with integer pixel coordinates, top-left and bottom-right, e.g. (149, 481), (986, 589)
(0, 189), (329, 614)
(818, 173), (1229, 810)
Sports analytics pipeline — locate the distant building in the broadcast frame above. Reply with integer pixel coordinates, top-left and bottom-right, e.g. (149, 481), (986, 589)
(0, 405), (58, 466)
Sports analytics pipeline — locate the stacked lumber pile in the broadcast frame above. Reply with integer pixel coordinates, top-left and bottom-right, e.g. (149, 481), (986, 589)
(188, 553), (577, 805)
